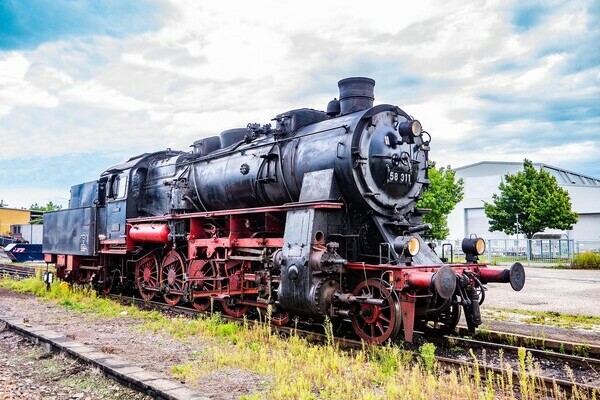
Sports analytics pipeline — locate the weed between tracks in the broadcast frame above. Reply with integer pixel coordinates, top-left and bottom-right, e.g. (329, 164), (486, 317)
(484, 307), (600, 331)
(1, 277), (596, 400)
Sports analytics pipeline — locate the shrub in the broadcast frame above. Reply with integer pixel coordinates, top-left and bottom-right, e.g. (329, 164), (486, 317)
(571, 251), (600, 269)
(419, 342), (437, 373)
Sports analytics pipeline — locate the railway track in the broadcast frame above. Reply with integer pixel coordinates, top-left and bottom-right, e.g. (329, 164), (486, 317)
(436, 336), (600, 394)
(0, 316), (201, 400)
(0, 263), (38, 280)
(456, 326), (600, 358)
(109, 293), (600, 397)
(2, 267), (597, 396)
(1, 270), (597, 397)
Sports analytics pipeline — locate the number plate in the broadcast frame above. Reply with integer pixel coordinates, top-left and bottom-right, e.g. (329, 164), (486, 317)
(387, 168), (412, 185)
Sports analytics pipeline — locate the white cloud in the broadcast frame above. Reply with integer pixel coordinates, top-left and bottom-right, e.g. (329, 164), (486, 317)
(0, 0), (598, 207)
(61, 79), (155, 111)
(531, 141), (600, 165)
(0, 53), (60, 116)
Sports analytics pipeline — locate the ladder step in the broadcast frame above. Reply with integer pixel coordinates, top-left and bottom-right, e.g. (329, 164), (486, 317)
(80, 265), (102, 271)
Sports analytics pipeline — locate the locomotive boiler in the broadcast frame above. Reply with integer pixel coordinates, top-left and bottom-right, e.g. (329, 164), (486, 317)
(43, 77), (525, 343)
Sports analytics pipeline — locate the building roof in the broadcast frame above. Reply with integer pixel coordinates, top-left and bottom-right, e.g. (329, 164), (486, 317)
(455, 161), (600, 187)
(0, 207), (30, 213)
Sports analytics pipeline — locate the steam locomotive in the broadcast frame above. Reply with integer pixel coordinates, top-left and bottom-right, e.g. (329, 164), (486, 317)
(43, 77), (525, 343)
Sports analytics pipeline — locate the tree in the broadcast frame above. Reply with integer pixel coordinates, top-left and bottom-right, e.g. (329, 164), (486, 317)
(30, 202), (63, 212)
(417, 162), (464, 240)
(29, 202), (63, 224)
(0, 200), (7, 207)
(483, 159), (578, 239)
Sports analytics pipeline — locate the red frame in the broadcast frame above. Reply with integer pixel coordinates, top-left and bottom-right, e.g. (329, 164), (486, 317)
(45, 200), (513, 342)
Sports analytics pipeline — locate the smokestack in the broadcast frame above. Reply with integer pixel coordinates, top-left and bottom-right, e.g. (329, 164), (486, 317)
(338, 77), (375, 115)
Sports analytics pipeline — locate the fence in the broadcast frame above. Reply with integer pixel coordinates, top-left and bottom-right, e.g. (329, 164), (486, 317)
(434, 238), (600, 266)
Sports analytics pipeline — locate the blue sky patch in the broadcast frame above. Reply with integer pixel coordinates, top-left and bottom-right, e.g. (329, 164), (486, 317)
(0, 0), (164, 50)
(476, 91), (599, 124)
(512, 4), (549, 32)
(0, 153), (122, 189)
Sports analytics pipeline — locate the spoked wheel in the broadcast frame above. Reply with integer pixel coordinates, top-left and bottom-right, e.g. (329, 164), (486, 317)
(417, 302), (461, 337)
(135, 254), (159, 301)
(351, 279), (401, 344)
(222, 300), (250, 318)
(221, 262), (250, 318)
(188, 260), (218, 312)
(160, 250), (185, 306)
(260, 306), (290, 326)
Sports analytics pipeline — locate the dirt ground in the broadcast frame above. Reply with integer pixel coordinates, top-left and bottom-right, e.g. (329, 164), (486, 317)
(0, 327), (152, 400)
(0, 288), (269, 400)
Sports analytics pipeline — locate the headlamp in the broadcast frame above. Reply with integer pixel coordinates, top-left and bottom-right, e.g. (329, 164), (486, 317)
(399, 120), (422, 137)
(394, 236), (420, 257)
(398, 120), (422, 144)
(462, 236), (486, 262)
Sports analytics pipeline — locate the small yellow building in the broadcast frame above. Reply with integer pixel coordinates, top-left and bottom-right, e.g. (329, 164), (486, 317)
(0, 208), (31, 236)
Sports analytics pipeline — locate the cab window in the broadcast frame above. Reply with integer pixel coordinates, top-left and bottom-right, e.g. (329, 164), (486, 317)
(117, 175), (127, 198)
(109, 174), (128, 199)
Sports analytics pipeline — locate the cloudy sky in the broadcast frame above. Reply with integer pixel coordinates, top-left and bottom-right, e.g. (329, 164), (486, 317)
(1, 0), (598, 209)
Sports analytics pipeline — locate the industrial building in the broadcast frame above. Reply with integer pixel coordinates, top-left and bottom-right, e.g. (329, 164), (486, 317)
(447, 161), (600, 242)
(10, 224), (44, 244)
(0, 207), (31, 236)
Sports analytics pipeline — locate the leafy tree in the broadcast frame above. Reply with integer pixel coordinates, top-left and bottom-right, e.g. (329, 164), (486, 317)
(30, 201), (63, 212)
(29, 202), (63, 224)
(417, 162), (464, 240)
(483, 159), (578, 239)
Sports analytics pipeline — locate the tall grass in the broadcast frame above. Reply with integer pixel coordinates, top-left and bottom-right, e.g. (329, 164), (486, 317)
(571, 252), (600, 269)
(0, 275), (158, 319)
(1, 276), (595, 399)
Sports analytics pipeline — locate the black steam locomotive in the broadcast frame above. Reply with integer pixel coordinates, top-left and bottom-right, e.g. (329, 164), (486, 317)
(43, 77), (524, 343)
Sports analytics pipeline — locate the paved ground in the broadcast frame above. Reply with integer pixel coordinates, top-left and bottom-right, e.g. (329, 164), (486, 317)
(483, 266), (600, 317)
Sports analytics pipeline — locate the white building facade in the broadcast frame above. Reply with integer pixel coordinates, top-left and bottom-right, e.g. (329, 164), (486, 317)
(447, 161), (600, 242)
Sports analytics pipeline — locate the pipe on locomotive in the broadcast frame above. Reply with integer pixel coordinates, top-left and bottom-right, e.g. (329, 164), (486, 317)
(404, 265), (457, 299)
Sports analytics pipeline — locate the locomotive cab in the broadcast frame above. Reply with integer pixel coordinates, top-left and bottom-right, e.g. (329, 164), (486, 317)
(103, 171), (129, 241)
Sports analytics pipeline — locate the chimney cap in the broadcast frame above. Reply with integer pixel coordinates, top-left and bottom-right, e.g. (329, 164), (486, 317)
(337, 77), (375, 115)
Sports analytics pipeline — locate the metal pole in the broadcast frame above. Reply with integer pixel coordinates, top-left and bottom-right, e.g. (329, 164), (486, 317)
(515, 214), (519, 260)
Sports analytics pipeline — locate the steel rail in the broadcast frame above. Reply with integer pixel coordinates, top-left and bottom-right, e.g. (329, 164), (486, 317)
(455, 326), (600, 358)
(437, 355), (599, 395)
(0, 263), (37, 280)
(443, 335), (600, 370)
